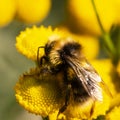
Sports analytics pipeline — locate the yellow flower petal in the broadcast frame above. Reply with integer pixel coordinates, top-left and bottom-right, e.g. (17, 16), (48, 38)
(91, 59), (120, 110)
(49, 112), (66, 120)
(15, 67), (64, 117)
(110, 93), (120, 109)
(16, 26), (67, 61)
(91, 90), (110, 119)
(91, 59), (117, 96)
(106, 106), (120, 120)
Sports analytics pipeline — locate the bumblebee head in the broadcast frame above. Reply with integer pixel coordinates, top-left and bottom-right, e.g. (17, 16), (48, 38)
(44, 38), (82, 67)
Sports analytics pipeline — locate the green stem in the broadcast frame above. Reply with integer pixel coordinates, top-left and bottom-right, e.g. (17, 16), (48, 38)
(91, 0), (105, 34)
(102, 33), (116, 57)
(91, 0), (118, 66)
(118, 28), (120, 59)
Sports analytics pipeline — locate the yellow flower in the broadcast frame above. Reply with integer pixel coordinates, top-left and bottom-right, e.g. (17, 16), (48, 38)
(67, 0), (116, 36)
(106, 106), (120, 120)
(15, 67), (64, 117)
(16, 0), (51, 24)
(16, 26), (67, 61)
(0, 0), (16, 27)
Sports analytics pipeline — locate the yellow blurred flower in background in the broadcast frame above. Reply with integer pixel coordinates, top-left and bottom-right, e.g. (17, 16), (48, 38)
(0, 0), (51, 27)
(16, 0), (51, 24)
(0, 0), (16, 27)
(113, 0), (120, 25)
(67, 0), (117, 36)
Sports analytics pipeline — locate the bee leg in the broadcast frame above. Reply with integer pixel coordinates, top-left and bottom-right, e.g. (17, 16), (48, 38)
(37, 46), (46, 66)
(23, 68), (40, 78)
(39, 56), (48, 65)
(90, 100), (95, 118)
(57, 84), (71, 118)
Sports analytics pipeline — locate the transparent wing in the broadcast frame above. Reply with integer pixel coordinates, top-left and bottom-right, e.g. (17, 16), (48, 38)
(66, 56), (103, 101)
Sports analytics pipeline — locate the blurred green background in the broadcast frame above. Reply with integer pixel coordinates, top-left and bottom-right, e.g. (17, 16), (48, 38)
(0, 0), (66, 120)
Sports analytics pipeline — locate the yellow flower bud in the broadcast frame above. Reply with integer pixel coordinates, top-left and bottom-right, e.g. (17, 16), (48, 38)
(16, 0), (51, 24)
(0, 0), (16, 27)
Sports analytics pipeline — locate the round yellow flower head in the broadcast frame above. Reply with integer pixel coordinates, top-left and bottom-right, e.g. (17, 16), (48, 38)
(15, 67), (64, 117)
(16, 0), (51, 24)
(16, 26), (67, 61)
(0, 0), (16, 27)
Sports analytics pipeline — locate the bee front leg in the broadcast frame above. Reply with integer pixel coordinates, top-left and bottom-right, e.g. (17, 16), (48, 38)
(57, 84), (71, 118)
(90, 100), (95, 118)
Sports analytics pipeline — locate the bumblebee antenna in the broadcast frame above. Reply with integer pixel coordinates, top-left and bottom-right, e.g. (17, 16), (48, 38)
(37, 46), (45, 66)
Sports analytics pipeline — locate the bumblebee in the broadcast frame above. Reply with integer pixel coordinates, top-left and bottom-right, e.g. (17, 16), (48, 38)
(37, 37), (105, 116)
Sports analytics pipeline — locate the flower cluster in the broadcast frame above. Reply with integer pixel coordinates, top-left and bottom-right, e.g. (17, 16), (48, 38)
(15, 26), (120, 120)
